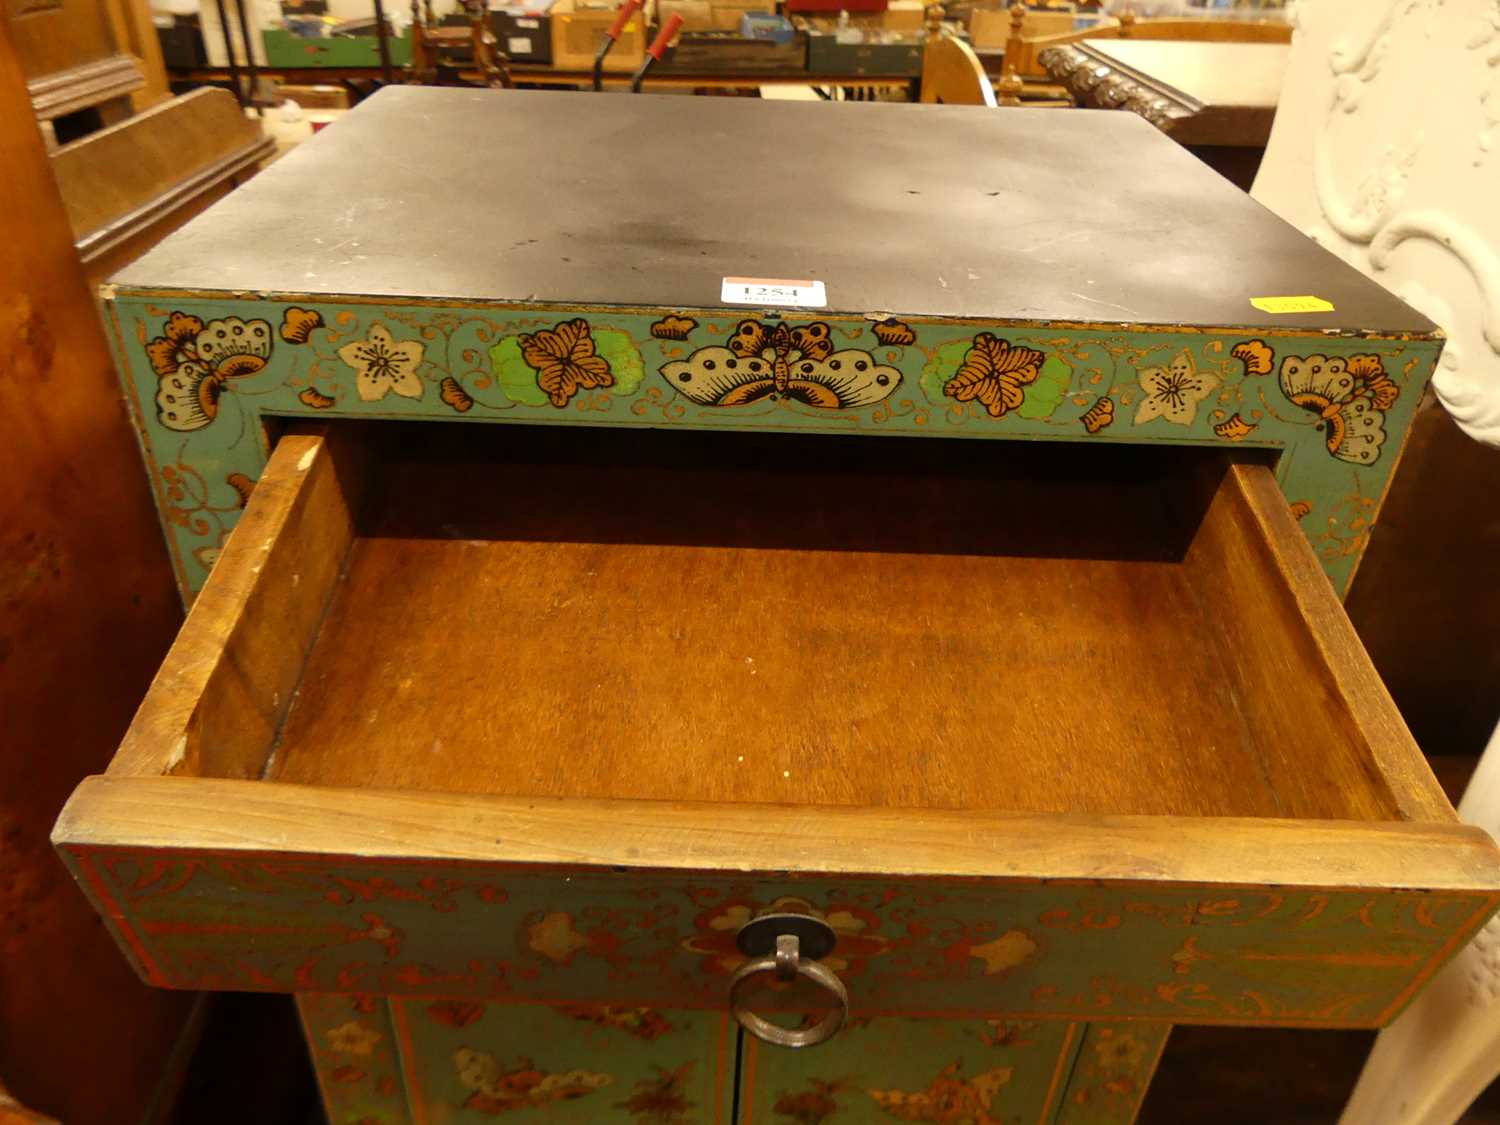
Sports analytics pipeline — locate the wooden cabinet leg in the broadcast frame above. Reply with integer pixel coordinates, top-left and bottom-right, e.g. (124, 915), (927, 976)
(1053, 1022), (1170, 1124)
(1341, 722), (1500, 1125)
(297, 995), (414, 1125)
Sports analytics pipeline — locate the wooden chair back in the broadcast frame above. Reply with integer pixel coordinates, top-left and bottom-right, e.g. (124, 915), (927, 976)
(49, 86), (273, 283)
(921, 3), (998, 106)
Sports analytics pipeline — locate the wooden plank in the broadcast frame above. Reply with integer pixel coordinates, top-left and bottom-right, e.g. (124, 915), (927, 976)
(54, 775), (1500, 891)
(106, 428), (368, 780)
(24, 52), (143, 118)
(1188, 464), (1454, 824)
(51, 87), (272, 258)
(0, 14), (191, 1122)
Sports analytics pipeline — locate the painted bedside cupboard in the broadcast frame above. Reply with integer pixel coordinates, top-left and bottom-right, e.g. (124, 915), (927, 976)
(53, 87), (1500, 1125)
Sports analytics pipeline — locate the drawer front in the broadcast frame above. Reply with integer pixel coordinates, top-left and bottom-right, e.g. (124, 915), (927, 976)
(63, 842), (1497, 1027)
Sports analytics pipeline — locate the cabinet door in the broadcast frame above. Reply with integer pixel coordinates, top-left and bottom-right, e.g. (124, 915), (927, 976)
(301, 995), (734, 1125)
(739, 1019), (1172, 1125)
(739, 1017), (1082, 1124)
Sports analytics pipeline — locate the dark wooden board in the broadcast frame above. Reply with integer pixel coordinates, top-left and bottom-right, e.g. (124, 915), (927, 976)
(112, 86), (1433, 334)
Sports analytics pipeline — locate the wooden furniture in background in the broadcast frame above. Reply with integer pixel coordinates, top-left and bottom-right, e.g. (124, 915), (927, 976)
(1040, 39), (1288, 187)
(50, 88), (1500, 1122)
(0, 12), (191, 1123)
(6, 0), (166, 139)
(50, 85), (273, 284)
(919, 1), (994, 105)
(1001, 4), (1289, 79)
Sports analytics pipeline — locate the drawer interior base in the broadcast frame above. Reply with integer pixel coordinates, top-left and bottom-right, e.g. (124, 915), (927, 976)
(235, 424), (1409, 822)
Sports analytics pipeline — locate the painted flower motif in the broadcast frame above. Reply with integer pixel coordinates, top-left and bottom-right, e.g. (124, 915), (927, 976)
(867, 1062), (1011, 1124)
(148, 313), (273, 432)
(519, 318), (614, 408)
(455, 1048), (612, 1114)
(338, 323), (425, 402)
(559, 1004), (674, 1041)
(963, 929), (1038, 976)
(1231, 338), (1274, 376)
(325, 1019), (382, 1056)
(427, 1000), (485, 1028)
(1133, 350), (1219, 426)
(440, 376), (475, 412)
(1092, 1028), (1148, 1072)
(298, 387), (335, 409)
(280, 306), (325, 344)
(650, 314), (698, 340)
(942, 334), (1044, 419)
(774, 1079), (846, 1124)
(615, 1063), (695, 1122)
(682, 896), (887, 975)
(1080, 395), (1115, 433)
(872, 318), (917, 346)
(1290, 500), (1313, 520)
(1213, 413), (1257, 441)
(226, 472), (256, 507)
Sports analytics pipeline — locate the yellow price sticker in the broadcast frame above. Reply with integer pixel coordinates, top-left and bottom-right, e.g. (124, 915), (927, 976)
(1250, 295), (1336, 314)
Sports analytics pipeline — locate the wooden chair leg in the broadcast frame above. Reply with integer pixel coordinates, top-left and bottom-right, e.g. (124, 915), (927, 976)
(1341, 720), (1500, 1125)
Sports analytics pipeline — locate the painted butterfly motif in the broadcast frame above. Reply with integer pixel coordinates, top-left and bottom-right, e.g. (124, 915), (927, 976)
(659, 319), (902, 409)
(1278, 354), (1399, 464)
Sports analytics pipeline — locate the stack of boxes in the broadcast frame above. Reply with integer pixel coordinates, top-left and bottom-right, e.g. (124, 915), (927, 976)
(549, 0), (650, 69)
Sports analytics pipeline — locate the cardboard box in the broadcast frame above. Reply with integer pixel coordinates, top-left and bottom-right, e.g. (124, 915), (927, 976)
(969, 5), (1075, 48)
(881, 0), (923, 30)
(550, 0), (647, 70)
(658, 26), (805, 70)
(658, 0), (715, 34)
(804, 27), (920, 73)
(707, 0), (770, 29)
(443, 2), (558, 63)
(494, 2), (558, 62)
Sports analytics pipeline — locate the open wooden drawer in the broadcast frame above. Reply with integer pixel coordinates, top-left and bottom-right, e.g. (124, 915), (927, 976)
(55, 422), (1500, 1029)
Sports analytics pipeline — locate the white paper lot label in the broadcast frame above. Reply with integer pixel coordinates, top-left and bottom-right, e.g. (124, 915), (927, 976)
(721, 276), (827, 308)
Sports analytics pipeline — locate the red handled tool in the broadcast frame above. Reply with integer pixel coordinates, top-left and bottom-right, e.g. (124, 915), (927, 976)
(592, 0), (643, 90)
(630, 11), (682, 92)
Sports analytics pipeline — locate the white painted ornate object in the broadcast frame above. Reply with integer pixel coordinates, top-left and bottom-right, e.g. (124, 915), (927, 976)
(1249, 2), (1500, 1122)
(1251, 0), (1500, 447)
(1339, 722), (1500, 1124)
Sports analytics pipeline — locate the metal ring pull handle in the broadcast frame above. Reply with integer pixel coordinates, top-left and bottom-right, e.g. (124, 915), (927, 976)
(729, 918), (849, 1049)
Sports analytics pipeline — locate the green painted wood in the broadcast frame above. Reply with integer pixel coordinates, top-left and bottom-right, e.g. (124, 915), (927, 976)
(299, 992), (414, 1125)
(1051, 1023), (1171, 1125)
(59, 845), (1496, 1028)
(102, 293), (1441, 601)
(390, 998), (732, 1123)
(740, 1017), (1082, 1124)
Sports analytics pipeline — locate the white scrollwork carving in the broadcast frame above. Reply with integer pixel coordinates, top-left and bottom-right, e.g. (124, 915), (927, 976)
(1271, 0), (1500, 448)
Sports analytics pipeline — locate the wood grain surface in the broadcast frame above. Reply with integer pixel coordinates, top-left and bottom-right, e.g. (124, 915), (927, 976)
(108, 428), (367, 780)
(255, 427), (1425, 822)
(56, 775), (1500, 891)
(0, 14), (189, 1120)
